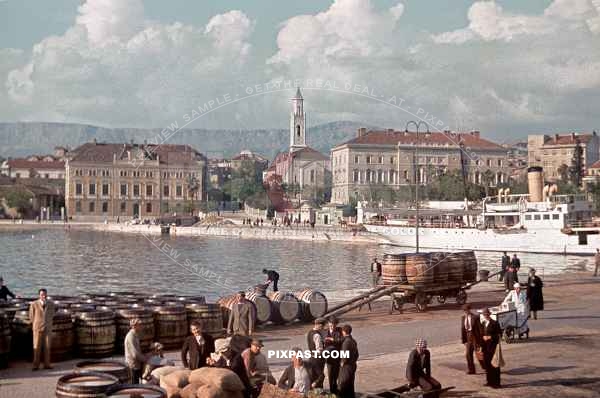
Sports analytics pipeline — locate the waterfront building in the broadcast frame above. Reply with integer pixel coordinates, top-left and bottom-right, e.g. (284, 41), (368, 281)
(527, 132), (599, 182)
(207, 158), (231, 190)
(264, 88), (331, 198)
(65, 141), (206, 221)
(330, 129), (510, 205)
(1, 156), (65, 179)
(583, 159), (600, 189)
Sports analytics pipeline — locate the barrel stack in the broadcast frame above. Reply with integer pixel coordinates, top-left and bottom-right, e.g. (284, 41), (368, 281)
(0, 310), (11, 368)
(245, 292), (273, 325)
(268, 292), (300, 324)
(405, 253), (435, 286)
(74, 309), (117, 358)
(51, 309), (75, 362)
(115, 307), (155, 352)
(293, 288), (328, 321)
(381, 254), (408, 285)
(152, 305), (188, 351)
(186, 303), (224, 338)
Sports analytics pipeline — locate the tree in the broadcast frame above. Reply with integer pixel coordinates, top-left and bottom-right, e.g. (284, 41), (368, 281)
(569, 139), (584, 187)
(4, 189), (33, 214)
(557, 164), (569, 182)
(224, 160), (264, 202)
(481, 170), (495, 196)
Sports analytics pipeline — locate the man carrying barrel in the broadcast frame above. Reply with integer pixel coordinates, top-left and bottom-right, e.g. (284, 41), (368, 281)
(124, 318), (146, 383)
(0, 276), (17, 301)
(262, 269), (280, 292)
(29, 288), (55, 371)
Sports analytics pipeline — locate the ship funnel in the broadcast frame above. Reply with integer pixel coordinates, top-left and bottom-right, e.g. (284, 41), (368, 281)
(497, 188), (504, 203)
(527, 166), (544, 202)
(543, 185), (550, 201)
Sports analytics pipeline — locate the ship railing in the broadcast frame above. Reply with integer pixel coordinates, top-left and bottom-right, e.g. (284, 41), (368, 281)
(565, 220), (600, 228)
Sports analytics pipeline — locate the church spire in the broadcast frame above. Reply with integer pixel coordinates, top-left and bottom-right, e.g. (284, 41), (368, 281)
(290, 86), (306, 152)
(293, 86), (303, 99)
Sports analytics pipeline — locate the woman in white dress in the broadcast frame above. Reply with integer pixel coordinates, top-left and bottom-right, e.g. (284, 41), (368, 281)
(502, 282), (529, 338)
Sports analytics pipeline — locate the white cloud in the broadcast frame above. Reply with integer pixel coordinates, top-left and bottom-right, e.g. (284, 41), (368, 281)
(389, 3), (405, 21)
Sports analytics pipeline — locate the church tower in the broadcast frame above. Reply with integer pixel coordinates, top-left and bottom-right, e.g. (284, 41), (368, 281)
(289, 87), (307, 152)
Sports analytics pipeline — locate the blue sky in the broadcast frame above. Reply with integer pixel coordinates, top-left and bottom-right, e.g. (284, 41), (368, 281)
(0, 0), (598, 142)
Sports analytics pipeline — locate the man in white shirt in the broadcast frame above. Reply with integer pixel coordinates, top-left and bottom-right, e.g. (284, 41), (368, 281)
(124, 318), (146, 383)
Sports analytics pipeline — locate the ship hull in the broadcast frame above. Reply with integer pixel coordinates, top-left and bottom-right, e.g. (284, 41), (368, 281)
(365, 225), (600, 255)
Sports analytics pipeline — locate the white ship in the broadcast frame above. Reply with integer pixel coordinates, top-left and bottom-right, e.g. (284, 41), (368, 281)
(360, 168), (600, 255)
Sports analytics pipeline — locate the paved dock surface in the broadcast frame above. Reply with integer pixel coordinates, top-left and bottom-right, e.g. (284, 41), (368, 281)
(1, 274), (599, 397)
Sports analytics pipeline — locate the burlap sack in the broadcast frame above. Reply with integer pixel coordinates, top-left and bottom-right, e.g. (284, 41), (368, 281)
(159, 379), (182, 398)
(180, 382), (204, 398)
(163, 369), (192, 388)
(196, 384), (243, 398)
(189, 367), (244, 392)
(151, 365), (185, 383)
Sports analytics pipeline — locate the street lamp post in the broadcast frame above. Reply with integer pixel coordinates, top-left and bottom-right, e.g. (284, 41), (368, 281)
(405, 120), (429, 253)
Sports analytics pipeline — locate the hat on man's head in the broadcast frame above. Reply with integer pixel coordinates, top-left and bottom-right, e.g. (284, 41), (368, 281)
(415, 338), (427, 349)
(482, 308), (491, 315)
(513, 282), (521, 288)
(237, 290), (246, 296)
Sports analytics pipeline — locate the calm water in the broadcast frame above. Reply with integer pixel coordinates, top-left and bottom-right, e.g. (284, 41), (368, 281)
(0, 229), (594, 300)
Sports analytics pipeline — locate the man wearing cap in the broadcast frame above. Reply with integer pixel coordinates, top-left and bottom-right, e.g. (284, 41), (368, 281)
(406, 338), (442, 397)
(29, 288), (55, 371)
(209, 337), (251, 398)
(306, 319), (325, 389)
(242, 339), (275, 388)
(124, 317), (146, 383)
(0, 277), (17, 301)
(461, 304), (482, 375)
(480, 308), (501, 388)
(227, 291), (254, 337)
(181, 321), (215, 370)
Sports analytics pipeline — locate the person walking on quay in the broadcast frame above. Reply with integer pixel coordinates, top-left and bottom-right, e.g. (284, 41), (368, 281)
(227, 291), (255, 336)
(527, 268), (544, 320)
(306, 319), (325, 389)
(0, 277), (17, 301)
(503, 282), (529, 338)
(181, 321), (215, 370)
(406, 338), (442, 397)
(500, 251), (510, 290)
(124, 318), (146, 383)
(461, 304), (482, 375)
(506, 253), (521, 288)
(262, 268), (280, 292)
(324, 317), (343, 394)
(370, 257), (382, 288)
(29, 288), (55, 371)
(594, 248), (600, 276)
(338, 324), (359, 398)
(480, 308), (501, 388)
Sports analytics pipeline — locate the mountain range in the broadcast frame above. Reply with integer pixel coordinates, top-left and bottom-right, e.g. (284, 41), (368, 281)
(0, 121), (369, 160)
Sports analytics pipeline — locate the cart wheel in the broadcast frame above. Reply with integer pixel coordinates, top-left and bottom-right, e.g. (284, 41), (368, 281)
(415, 293), (428, 312)
(503, 327), (515, 344)
(456, 290), (467, 305)
(436, 295), (446, 304)
(390, 297), (403, 314)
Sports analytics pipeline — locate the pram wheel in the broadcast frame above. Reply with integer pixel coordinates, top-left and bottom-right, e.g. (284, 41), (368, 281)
(503, 327), (515, 344)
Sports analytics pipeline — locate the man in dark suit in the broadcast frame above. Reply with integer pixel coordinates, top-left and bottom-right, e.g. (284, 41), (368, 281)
(461, 304), (482, 374)
(500, 252), (510, 289)
(338, 324), (359, 398)
(480, 308), (501, 388)
(406, 338), (442, 398)
(181, 321), (215, 370)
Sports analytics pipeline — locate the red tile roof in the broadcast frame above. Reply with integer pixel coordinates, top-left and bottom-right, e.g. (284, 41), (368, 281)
(589, 160), (600, 169)
(543, 133), (594, 145)
(338, 130), (505, 150)
(6, 159), (65, 170)
(70, 142), (204, 165)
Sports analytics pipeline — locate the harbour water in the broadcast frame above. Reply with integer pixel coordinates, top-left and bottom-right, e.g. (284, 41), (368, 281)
(0, 229), (594, 300)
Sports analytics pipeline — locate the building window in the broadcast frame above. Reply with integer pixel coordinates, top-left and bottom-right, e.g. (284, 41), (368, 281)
(102, 202), (108, 213)
(378, 170), (383, 183)
(102, 184), (109, 196)
(534, 215), (541, 220)
(378, 156), (383, 164)
(89, 202), (95, 213)
(146, 185), (153, 196)
(146, 203), (152, 213)
(133, 184), (140, 197)
(403, 170), (408, 181)
(390, 157), (394, 164)
(163, 185), (169, 197)
(487, 159), (492, 167)
(89, 183), (96, 195)
(15, 173), (20, 178)
(310, 170), (315, 183)
(120, 184), (127, 196)
(525, 215), (532, 220)
(146, 171), (153, 178)
(552, 214), (559, 220)
(543, 214), (550, 220)
(353, 170), (359, 182)
(354, 156), (359, 164)
(120, 202), (126, 213)
(75, 201), (82, 213)
(497, 159), (503, 167)
(366, 156), (372, 164)
(120, 170), (127, 177)
(44, 174), (49, 179)
(176, 185), (183, 197)
(75, 183), (83, 195)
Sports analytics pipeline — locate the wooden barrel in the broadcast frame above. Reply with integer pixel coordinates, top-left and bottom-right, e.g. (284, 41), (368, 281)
(431, 252), (449, 285)
(0, 301), (27, 322)
(74, 309), (116, 358)
(10, 309), (32, 359)
(107, 384), (167, 397)
(52, 309), (75, 362)
(405, 253), (434, 286)
(253, 284), (268, 296)
(217, 295), (237, 329)
(116, 307), (155, 353)
(75, 360), (129, 383)
(267, 292), (300, 324)
(382, 254), (408, 285)
(446, 253), (464, 283)
(56, 371), (119, 398)
(71, 303), (97, 312)
(0, 310), (11, 368)
(186, 303), (224, 338)
(245, 292), (273, 324)
(152, 305), (188, 350)
(293, 288), (328, 321)
(460, 250), (478, 283)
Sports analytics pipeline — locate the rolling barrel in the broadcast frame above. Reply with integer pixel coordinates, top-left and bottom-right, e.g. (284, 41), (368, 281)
(52, 309), (75, 362)
(293, 288), (328, 321)
(75, 360), (129, 383)
(381, 254), (408, 285)
(267, 292), (300, 324)
(0, 310), (11, 368)
(405, 253), (434, 286)
(245, 292), (273, 324)
(116, 307), (155, 352)
(431, 252), (449, 284)
(446, 252), (464, 283)
(152, 305), (188, 350)
(56, 371), (119, 398)
(74, 309), (117, 358)
(107, 384), (167, 397)
(186, 303), (224, 338)
(460, 250), (478, 283)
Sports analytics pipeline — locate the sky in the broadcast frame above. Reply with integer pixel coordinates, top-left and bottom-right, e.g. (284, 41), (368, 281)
(0, 0), (599, 143)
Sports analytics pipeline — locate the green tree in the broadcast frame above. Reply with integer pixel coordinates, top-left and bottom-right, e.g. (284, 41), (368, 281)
(5, 189), (33, 213)
(569, 139), (584, 187)
(224, 160), (264, 202)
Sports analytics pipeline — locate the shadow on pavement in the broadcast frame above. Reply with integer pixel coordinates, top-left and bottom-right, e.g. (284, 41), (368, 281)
(504, 365), (576, 376)
(503, 376), (600, 389)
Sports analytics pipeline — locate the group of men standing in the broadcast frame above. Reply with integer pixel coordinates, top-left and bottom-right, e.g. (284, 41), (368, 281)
(500, 252), (520, 292)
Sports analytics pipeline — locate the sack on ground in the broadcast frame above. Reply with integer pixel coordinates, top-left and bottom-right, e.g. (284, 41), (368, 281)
(180, 382), (204, 398)
(163, 369), (192, 388)
(159, 380), (182, 398)
(151, 365), (185, 383)
(491, 343), (505, 368)
(189, 367), (244, 391)
(196, 384), (244, 398)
